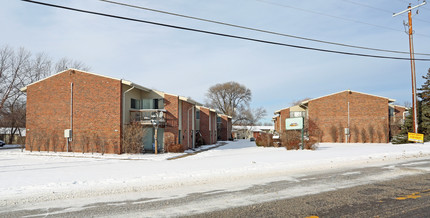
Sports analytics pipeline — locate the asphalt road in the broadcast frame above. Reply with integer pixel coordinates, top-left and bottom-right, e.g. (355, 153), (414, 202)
(2, 158), (430, 217)
(187, 171), (430, 218)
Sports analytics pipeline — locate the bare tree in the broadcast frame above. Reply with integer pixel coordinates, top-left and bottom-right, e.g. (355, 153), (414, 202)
(352, 125), (359, 143)
(43, 134), (50, 152)
(123, 122), (145, 154)
(290, 98), (311, 106)
(235, 107), (267, 126)
(338, 124), (344, 143)
(361, 128), (368, 143)
(0, 45), (90, 147)
(205, 81), (251, 118)
(280, 130), (301, 150)
(80, 134), (90, 154)
(51, 131), (58, 153)
(377, 130), (383, 143)
(54, 57), (90, 73)
(330, 126), (338, 142)
(368, 125), (375, 143)
(91, 133), (99, 154)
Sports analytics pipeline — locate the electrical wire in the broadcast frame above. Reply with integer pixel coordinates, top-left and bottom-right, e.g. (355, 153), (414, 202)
(397, 0), (430, 11)
(21, 0), (430, 61)
(99, 0), (430, 56)
(256, 0), (430, 38)
(341, 0), (430, 24)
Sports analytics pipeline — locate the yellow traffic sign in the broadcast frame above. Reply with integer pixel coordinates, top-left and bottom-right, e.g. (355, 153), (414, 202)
(408, 132), (424, 143)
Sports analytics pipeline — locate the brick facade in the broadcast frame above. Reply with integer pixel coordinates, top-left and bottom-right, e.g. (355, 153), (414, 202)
(217, 115), (232, 141)
(210, 111), (217, 144)
(307, 91), (390, 143)
(25, 69), (122, 154)
(181, 100), (195, 149)
(164, 94), (179, 148)
(274, 108), (290, 133)
(199, 107), (212, 145)
(25, 70), (223, 154)
(393, 105), (407, 123)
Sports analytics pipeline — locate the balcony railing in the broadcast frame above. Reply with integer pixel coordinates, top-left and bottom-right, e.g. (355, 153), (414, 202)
(130, 109), (166, 125)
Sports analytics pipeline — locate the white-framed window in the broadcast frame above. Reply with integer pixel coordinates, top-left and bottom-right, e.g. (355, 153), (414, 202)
(290, 111), (305, 118)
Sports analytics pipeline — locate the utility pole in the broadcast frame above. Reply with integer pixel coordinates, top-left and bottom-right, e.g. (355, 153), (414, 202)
(393, 1), (427, 134)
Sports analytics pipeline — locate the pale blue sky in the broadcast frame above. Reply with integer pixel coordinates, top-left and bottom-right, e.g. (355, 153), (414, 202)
(2, 0), (430, 123)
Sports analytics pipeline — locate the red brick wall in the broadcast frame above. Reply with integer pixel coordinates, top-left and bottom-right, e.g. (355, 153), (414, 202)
(26, 69), (122, 154)
(228, 117), (232, 140)
(394, 105), (406, 122)
(164, 94), (179, 147)
(308, 91), (389, 143)
(210, 111), (217, 143)
(199, 107), (212, 144)
(274, 116), (280, 133)
(219, 115), (230, 141)
(275, 108), (291, 133)
(181, 101), (194, 149)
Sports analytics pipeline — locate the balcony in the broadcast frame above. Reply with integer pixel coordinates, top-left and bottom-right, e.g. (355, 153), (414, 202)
(129, 109), (166, 125)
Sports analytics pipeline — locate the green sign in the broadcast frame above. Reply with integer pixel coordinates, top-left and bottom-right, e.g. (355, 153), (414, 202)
(285, 117), (303, 130)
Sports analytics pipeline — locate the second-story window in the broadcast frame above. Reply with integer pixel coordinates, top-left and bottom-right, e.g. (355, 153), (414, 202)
(153, 99), (159, 109)
(290, 111), (305, 118)
(196, 110), (200, 119)
(131, 98), (137, 109)
(217, 116), (221, 123)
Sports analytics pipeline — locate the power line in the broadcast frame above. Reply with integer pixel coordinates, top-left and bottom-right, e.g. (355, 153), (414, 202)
(21, 0), (430, 61)
(256, 0), (430, 38)
(99, 0), (430, 56)
(341, 0), (393, 13)
(341, 0), (430, 24)
(397, 0), (430, 11)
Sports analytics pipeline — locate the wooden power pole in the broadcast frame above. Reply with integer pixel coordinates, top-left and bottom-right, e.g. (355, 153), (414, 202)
(393, 1), (427, 134)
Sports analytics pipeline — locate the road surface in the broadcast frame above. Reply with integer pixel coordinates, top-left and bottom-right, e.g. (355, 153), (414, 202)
(2, 158), (430, 217)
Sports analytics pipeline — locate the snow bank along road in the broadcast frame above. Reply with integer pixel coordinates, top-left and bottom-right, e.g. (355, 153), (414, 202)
(1, 140), (430, 216)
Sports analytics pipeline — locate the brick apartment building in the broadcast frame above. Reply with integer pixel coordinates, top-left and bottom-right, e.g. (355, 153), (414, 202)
(196, 106), (218, 145)
(217, 114), (232, 141)
(21, 69), (232, 154)
(273, 105), (306, 133)
(273, 90), (407, 143)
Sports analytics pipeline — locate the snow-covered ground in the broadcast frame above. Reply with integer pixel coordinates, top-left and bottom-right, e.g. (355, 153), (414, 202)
(1, 140), (430, 208)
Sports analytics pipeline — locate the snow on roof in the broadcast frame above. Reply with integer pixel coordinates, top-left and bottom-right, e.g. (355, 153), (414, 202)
(0, 128), (26, 136)
(232, 125), (274, 132)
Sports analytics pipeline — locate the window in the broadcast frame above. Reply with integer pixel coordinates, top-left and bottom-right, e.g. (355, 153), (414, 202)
(217, 116), (221, 123)
(389, 107), (394, 117)
(141, 99), (151, 109)
(131, 98), (137, 109)
(153, 99), (159, 109)
(196, 110), (200, 119)
(290, 111), (305, 118)
(158, 99), (164, 109)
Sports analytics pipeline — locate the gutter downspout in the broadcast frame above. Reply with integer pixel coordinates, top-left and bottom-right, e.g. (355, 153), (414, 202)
(192, 106), (195, 149)
(187, 106), (193, 149)
(68, 82), (73, 152)
(347, 102), (350, 143)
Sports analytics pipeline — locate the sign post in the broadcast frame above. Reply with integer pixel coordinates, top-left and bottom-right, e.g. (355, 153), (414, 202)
(285, 117), (304, 150)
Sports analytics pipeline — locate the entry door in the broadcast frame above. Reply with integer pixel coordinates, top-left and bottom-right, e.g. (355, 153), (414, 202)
(142, 127), (164, 151)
